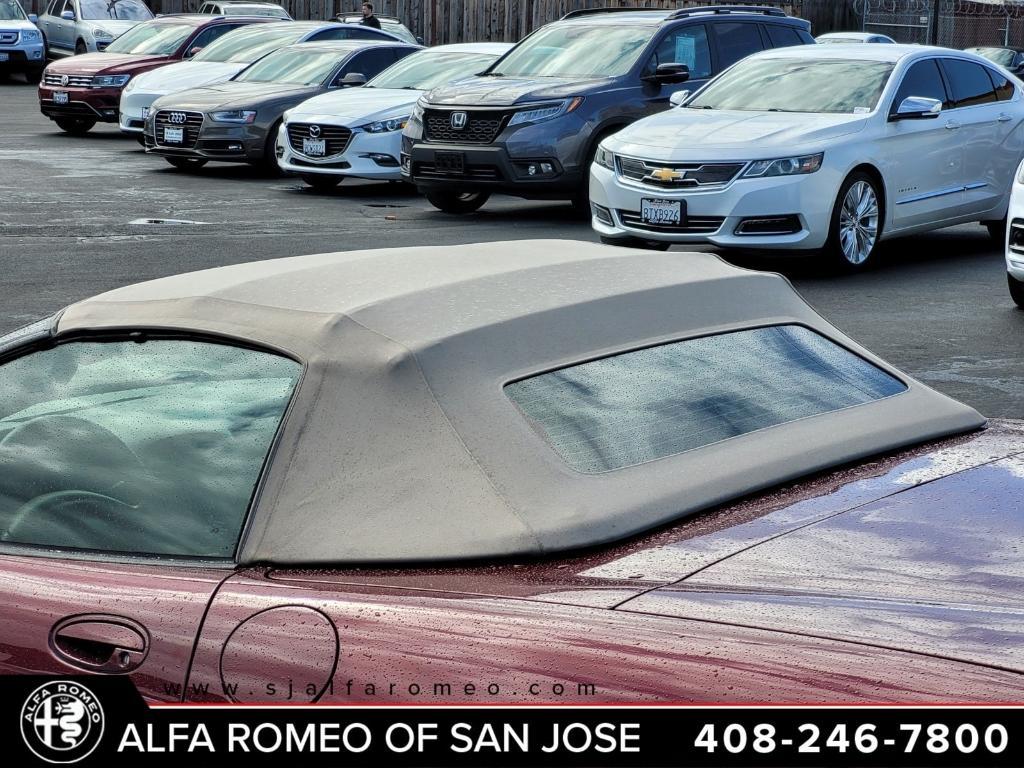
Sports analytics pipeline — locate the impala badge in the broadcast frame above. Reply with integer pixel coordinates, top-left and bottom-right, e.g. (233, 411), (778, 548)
(649, 167), (685, 183)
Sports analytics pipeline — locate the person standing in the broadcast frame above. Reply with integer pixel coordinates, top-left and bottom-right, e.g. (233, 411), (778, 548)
(360, 2), (381, 29)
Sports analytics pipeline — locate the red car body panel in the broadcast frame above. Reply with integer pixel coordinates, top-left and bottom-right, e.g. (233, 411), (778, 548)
(37, 17), (271, 124)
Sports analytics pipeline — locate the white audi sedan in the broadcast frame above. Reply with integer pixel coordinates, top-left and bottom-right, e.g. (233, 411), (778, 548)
(278, 42), (510, 189)
(591, 45), (1024, 269)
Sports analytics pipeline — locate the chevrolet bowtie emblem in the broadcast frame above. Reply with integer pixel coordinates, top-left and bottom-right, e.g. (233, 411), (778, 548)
(650, 167), (684, 182)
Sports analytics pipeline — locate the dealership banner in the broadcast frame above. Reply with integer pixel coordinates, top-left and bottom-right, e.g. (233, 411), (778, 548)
(4, 676), (1024, 767)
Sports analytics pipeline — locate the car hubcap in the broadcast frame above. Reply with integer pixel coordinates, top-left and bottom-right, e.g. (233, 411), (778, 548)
(839, 181), (878, 265)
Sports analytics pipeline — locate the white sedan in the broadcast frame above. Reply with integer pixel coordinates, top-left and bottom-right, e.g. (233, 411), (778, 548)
(1006, 160), (1024, 306)
(590, 45), (1024, 269)
(278, 42), (511, 189)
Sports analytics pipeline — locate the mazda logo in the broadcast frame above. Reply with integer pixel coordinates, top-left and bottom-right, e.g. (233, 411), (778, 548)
(168, 112), (187, 125)
(308, 125), (321, 138)
(450, 111), (468, 130)
(60, 74), (69, 87)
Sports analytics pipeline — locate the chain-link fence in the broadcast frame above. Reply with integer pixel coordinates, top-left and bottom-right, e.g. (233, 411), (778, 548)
(856, 0), (1024, 48)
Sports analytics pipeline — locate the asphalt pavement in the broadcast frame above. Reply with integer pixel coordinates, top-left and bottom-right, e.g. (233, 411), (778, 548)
(2, 79), (1022, 418)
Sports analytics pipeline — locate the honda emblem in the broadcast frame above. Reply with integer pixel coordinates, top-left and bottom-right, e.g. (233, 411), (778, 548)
(450, 111), (468, 130)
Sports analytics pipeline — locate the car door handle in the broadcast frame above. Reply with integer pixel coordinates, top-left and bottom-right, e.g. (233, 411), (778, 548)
(50, 615), (149, 673)
(998, 113), (1013, 122)
(945, 120), (962, 130)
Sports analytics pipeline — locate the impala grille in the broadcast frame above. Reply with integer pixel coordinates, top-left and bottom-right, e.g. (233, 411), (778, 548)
(618, 158), (746, 189)
(153, 110), (204, 148)
(287, 123), (353, 157)
(423, 108), (509, 144)
(618, 211), (725, 235)
(44, 73), (94, 87)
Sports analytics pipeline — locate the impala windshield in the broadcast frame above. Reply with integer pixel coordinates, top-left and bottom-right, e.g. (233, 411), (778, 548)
(80, 0), (152, 21)
(488, 23), (655, 78)
(689, 58), (894, 113)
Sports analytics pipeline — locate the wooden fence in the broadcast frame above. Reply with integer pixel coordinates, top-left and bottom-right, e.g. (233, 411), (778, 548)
(23, 1), (859, 45)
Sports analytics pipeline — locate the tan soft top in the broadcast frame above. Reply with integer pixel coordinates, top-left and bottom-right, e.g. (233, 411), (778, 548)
(58, 240), (983, 564)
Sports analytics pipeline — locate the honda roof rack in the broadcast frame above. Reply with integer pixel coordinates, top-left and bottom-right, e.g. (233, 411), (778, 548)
(560, 6), (668, 20)
(667, 5), (786, 19)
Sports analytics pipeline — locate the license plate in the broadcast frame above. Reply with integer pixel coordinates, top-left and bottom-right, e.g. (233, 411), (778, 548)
(163, 126), (184, 144)
(53, 91), (69, 105)
(141, 107), (149, 120)
(434, 151), (465, 175)
(0, 53), (8, 62)
(303, 138), (326, 157)
(641, 198), (683, 225)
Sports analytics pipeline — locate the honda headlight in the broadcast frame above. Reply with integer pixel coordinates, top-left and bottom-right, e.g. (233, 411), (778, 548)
(410, 99), (425, 121)
(92, 74), (131, 88)
(594, 144), (615, 171)
(742, 153), (823, 178)
(21, 29), (41, 43)
(361, 116), (409, 133)
(210, 110), (257, 124)
(508, 97), (583, 127)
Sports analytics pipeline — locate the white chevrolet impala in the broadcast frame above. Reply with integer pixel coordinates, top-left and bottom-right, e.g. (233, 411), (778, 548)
(590, 45), (1024, 269)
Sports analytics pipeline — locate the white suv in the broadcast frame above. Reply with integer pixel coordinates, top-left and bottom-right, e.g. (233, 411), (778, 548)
(591, 45), (1024, 270)
(37, 0), (152, 56)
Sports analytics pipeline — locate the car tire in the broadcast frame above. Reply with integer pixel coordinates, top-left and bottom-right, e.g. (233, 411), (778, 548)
(599, 235), (671, 251)
(825, 170), (883, 271)
(985, 216), (1007, 243)
(258, 119), (284, 175)
(1009, 273), (1024, 309)
(54, 117), (95, 135)
(301, 174), (341, 191)
(75, 40), (87, 55)
(424, 190), (490, 214)
(165, 157), (208, 171)
(24, 68), (44, 84)
(135, 134), (146, 147)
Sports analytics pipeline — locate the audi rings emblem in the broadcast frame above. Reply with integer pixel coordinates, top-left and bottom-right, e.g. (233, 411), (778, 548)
(167, 112), (188, 125)
(450, 111), (468, 130)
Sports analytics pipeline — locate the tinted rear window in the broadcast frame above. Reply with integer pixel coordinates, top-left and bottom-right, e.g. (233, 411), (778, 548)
(941, 58), (997, 108)
(505, 325), (906, 474)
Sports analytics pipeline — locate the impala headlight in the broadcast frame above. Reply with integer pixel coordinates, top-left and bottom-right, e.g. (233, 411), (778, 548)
(92, 74), (130, 88)
(361, 116), (409, 133)
(210, 110), (257, 124)
(594, 144), (615, 171)
(742, 153), (823, 178)
(508, 97), (583, 127)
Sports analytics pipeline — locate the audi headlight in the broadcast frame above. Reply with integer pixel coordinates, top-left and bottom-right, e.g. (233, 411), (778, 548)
(361, 116), (409, 133)
(92, 74), (130, 88)
(594, 144), (615, 171)
(742, 153), (823, 178)
(210, 110), (257, 124)
(508, 97), (583, 127)
(21, 29), (41, 43)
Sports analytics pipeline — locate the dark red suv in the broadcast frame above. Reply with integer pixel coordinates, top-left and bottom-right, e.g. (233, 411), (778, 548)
(38, 13), (274, 135)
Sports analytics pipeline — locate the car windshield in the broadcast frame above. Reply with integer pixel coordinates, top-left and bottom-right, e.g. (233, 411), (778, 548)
(368, 50), (499, 90)
(234, 47), (342, 85)
(193, 24), (303, 63)
(0, 0), (27, 21)
(103, 22), (194, 55)
(688, 57), (894, 113)
(79, 0), (152, 21)
(0, 339), (300, 558)
(968, 47), (1016, 67)
(488, 23), (655, 78)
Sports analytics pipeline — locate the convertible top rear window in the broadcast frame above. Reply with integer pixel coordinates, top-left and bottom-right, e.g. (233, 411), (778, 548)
(506, 325), (907, 474)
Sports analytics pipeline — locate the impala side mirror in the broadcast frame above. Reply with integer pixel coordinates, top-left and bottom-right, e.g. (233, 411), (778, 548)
(890, 96), (942, 121)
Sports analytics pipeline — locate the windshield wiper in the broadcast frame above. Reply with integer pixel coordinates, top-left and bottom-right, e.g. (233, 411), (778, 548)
(482, 71), (505, 77)
(688, 104), (715, 109)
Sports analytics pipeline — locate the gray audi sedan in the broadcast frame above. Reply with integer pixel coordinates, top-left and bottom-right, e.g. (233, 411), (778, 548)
(144, 39), (420, 172)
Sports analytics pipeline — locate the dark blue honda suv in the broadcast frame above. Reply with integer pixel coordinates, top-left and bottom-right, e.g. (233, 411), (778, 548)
(402, 5), (814, 214)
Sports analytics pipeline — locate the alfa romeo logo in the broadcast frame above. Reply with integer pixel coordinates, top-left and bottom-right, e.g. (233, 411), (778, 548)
(21, 681), (105, 764)
(450, 111), (467, 129)
(308, 125), (321, 138)
(60, 74), (69, 87)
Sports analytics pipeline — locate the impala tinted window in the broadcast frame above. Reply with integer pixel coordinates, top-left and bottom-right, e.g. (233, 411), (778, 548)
(987, 67), (1015, 101)
(506, 325), (906, 474)
(892, 59), (948, 111)
(0, 340), (300, 557)
(941, 58), (997, 108)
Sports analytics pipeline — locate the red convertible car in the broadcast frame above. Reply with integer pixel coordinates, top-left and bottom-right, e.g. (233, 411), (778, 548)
(38, 13), (273, 135)
(0, 241), (1021, 704)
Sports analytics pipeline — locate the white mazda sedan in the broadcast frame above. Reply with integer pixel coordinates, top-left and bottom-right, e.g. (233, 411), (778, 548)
(591, 45), (1024, 269)
(278, 42), (510, 189)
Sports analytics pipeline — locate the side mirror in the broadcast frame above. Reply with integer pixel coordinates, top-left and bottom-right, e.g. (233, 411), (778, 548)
(340, 72), (367, 87)
(890, 95), (942, 121)
(643, 62), (690, 85)
(186, 46), (203, 58)
(416, 36), (424, 45)
(29, 13), (38, 22)
(669, 89), (691, 107)
(60, 10), (74, 20)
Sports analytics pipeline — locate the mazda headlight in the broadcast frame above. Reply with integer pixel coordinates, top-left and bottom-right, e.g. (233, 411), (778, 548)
(508, 97), (583, 127)
(92, 74), (131, 88)
(594, 144), (615, 171)
(210, 110), (257, 124)
(361, 116), (409, 133)
(21, 29), (41, 43)
(742, 153), (823, 178)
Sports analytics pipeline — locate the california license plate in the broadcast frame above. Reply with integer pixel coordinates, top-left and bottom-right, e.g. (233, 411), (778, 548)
(641, 198), (683, 225)
(0, 53), (8, 62)
(163, 126), (184, 144)
(435, 151), (465, 175)
(303, 138), (326, 157)
(53, 91), (69, 105)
